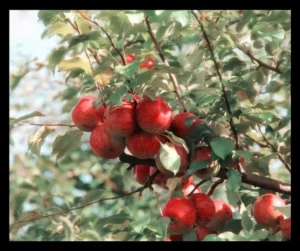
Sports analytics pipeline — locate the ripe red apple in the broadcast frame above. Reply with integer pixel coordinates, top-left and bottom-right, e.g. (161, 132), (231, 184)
(103, 102), (135, 137)
(90, 123), (125, 159)
(171, 112), (202, 138)
(126, 54), (135, 63)
(133, 165), (151, 185)
(126, 131), (165, 159)
(149, 167), (169, 189)
(195, 226), (217, 241)
(182, 183), (202, 197)
(279, 218), (291, 240)
(164, 234), (183, 241)
(188, 193), (216, 225)
(71, 96), (106, 132)
(140, 57), (156, 69)
(155, 142), (189, 177)
(205, 200), (233, 232)
(162, 197), (196, 234)
(136, 97), (173, 134)
(252, 193), (286, 228)
(192, 147), (212, 179)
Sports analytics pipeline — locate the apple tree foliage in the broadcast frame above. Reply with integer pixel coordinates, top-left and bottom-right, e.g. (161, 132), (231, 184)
(9, 10), (291, 241)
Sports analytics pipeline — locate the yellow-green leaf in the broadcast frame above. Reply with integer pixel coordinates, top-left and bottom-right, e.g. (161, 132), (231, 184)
(58, 57), (92, 75)
(28, 126), (55, 155)
(48, 22), (74, 37)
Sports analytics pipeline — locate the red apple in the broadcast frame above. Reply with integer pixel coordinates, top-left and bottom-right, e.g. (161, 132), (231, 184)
(103, 102), (135, 137)
(140, 57), (156, 69)
(133, 165), (151, 185)
(229, 156), (246, 170)
(182, 183), (202, 197)
(252, 193), (286, 228)
(90, 123), (125, 159)
(149, 166), (169, 189)
(126, 131), (164, 159)
(171, 112), (202, 138)
(155, 142), (189, 177)
(166, 234), (183, 241)
(71, 96), (105, 132)
(136, 97), (173, 134)
(205, 200), (233, 232)
(279, 218), (291, 240)
(192, 147), (212, 179)
(126, 54), (135, 63)
(195, 226), (217, 241)
(188, 193), (216, 225)
(162, 197), (196, 234)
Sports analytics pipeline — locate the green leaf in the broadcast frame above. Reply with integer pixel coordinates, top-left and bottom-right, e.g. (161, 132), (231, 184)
(110, 13), (132, 35)
(191, 123), (214, 142)
(198, 95), (220, 105)
(209, 122), (229, 137)
(210, 137), (235, 160)
(68, 31), (100, 48)
(148, 217), (170, 237)
(76, 16), (91, 34)
(110, 86), (128, 105)
(186, 159), (210, 177)
(47, 22), (74, 37)
(80, 189), (106, 206)
(173, 11), (190, 27)
(48, 47), (69, 70)
(155, 64), (180, 74)
(58, 57), (92, 75)
(130, 217), (151, 233)
(265, 41), (278, 56)
(126, 13), (145, 25)
(186, 49), (204, 71)
(203, 234), (223, 241)
(52, 129), (83, 161)
(164, 131), (189, 154)
(157, 143), (181, 176)
(38, 10), (65, 26)
(221, 219), (242, 234)
(10, 210), (44, 233)
(226, 168), (242, 193)
(183, 228), (197, 241)
(129, 71), (155, 89)
(241, 211), (253, 233)
(273, 205), (290, 218)
(156, 25), (169, 42)
(96, 212), (134, 228)
(222, 33), (235, 48)
(127, 24), (147, 34)
(115, 61), (140, 78)
(226, 189), (240, 207)
(10, 111), (45, 127)
(234, 150), (253, 160)
(28, 126), (55, 156)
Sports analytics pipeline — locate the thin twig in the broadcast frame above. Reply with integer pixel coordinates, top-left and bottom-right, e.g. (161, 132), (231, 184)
(154, 192), (163, 216)
(20, 123), (76, 128)
(207, 178), (225, 196)
(237, 45), (282, 74)
(77, 10), (126, 66)
(187, 180), (208, 197)
(244, 134), (269, 148)
(191, 10), (245, 174)
(144, 17), (187, 112)
(257, 126), (291, 173)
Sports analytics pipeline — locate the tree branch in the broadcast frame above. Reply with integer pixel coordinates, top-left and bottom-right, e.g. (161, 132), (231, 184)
(237, 45), (282, 74)
(191, 11), (244, 174)
(77, 10), (126, 66)
(119, 153), (291, 195)
(207, 178), (225, 196)
(144, 17), (187, 112)
(20, 123), (76, 128)
(244, 134), (269, 148)
(257, 126), (291, 173)
(187, 180), (208, 197)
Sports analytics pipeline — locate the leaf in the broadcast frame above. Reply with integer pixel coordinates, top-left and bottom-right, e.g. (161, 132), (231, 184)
(115, 61), (140, 78)
(148, 217), (170, 237)
(110, 13), (132, 35)
(68, 31), (100, 48)
(226, 168), (242, 193)
(126, 13), (145, 25)
(96, 213), (134, 228)
(198, 95), (220, 105)
(38, 10), (65, 26)
(183, 228), (197, 241)
(110, 86), (128, 105)
(58, 57), (92, 75)
(28, 126), (55, 155)
(241, 211), (253, 233)
(155, 64), (180, 74)
(130, 217), (151, 233)
(234, 150), (253, 160)
(222, 33), (235, 48)
(221, 219), (243, 234)
(48, 47), (69, 69)
(76, 16), (91, 34)
(127, 24), (147, 34)
(10, 111), (45, 127)
(191, 123), (214, 142)
(226, 189), (240, 207)
(209, 122), (229, 137)
(273, 205), (291, 218)
(166, 177), (182, 191)
(156, 25), (170, 42)
(210, 137), (235, 160)
(10, 210), (44, 233)
(157, 143), (181, 176)
(163, 131), (189, 154)
(80, 189), (106, 206)
(203, 234), (223, 241)
(186, 159), (210, 177)
(47, 22), (74, 37)
(265, 41), (278, 56)
(173, 11), (191, 27)
(185, 49), (204, 71)
(52, 129), (83, 161)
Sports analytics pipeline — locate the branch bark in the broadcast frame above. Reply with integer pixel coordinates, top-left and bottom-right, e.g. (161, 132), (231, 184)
(144, 17), (187, 112)
(191, 11), (244, 174)
(237, 45), (282, 74)
(119, 153), (291, 195)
